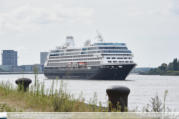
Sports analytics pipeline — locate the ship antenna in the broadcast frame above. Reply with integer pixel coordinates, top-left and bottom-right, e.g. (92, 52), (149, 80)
(96, 31), (104, 42)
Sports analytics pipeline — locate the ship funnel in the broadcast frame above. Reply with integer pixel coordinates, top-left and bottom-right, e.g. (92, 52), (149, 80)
(84, 40), (91, 46)
(65, 36), (75, 48)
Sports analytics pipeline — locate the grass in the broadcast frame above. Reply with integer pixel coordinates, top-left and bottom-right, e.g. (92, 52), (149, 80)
(0, 78), (109, 112)
(142, 90), (171, 112)
(0, 79), (172, 113)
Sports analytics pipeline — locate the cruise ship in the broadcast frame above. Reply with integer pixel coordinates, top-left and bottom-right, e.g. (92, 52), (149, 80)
(44, 36), (136, 80)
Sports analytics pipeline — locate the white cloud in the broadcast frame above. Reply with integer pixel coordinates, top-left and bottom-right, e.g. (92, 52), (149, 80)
(115, 0), (178, 17)
(0, 3), (94, 32)
(171, 0), (179, 15)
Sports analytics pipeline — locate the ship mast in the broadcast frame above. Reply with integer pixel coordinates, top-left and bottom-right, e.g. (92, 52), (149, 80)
(96, 31), (104, 42)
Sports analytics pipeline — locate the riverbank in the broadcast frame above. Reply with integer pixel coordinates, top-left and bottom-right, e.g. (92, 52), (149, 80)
(139, 71), (179, 76)
(0, 81), (105, 112)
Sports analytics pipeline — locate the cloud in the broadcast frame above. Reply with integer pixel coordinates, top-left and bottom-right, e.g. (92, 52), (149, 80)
(171, 0), (179, 15)
(0, 3), (94, 32)
(115, 0), (179, 17)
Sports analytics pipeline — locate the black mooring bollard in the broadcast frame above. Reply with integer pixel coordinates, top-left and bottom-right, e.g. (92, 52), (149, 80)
(15, 78), (32, 92)
(106, 86), (130, 112)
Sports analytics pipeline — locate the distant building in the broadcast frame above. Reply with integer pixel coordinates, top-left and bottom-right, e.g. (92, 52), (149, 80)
(40, 52), (48, 65)
(2, 50), (17, 66)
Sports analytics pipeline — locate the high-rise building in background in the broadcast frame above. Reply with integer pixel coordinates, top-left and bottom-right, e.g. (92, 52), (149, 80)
(40, 52), (48, 65)
(2, 50), (18, 66)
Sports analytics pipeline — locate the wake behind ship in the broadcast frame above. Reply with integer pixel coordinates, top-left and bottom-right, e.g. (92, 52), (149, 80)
(44, 36), (136, 80)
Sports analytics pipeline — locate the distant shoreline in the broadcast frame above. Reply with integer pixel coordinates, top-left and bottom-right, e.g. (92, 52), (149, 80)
(139, 72), (179, 76)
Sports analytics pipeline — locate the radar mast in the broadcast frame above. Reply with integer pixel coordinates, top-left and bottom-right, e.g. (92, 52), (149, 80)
(96, 31), (104, 42)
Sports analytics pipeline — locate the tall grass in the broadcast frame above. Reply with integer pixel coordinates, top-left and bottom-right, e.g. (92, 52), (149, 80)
(142, 90), (171, 112)
(0, 75), (108, 112)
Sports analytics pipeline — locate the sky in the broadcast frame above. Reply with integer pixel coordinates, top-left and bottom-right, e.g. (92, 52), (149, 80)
(0, 0), (179, 67)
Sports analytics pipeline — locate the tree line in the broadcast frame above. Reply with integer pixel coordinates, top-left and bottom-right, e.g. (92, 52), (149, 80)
(147, 58), (179, 75)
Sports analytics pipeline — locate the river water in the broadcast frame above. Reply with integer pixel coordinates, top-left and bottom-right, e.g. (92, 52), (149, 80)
(0, 74), (178, 111)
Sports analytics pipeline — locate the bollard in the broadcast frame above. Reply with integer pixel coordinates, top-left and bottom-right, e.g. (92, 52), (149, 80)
(15, 78), (32, 92)
(106, 86), (130, 112)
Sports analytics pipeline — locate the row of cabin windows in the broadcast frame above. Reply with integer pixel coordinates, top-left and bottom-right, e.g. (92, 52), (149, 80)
(50, 52), (99, 56)
(50, 50), (131, 56)
(50, 53), (132, 58)
(102, 54), (132, 56)
(48, 58), (102, 62)
(81, 51), (101, 54)
(83, 47), (127, 50)
(108, 61), (133, 63)
(98, 47), (127, 50)
(66, 49), (81, 52)
(102, 50), (131, 53)
(47, 61), (100, 67)
(49, 55), (93, 59)
(107, 57), (132, 59)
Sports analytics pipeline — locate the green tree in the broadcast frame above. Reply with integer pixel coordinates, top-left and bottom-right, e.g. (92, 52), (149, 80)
(167, 63), (173, 71)
(173, 58), (178, 71)
(177, 61), (179, 71)
(159, 63), (167, 71)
